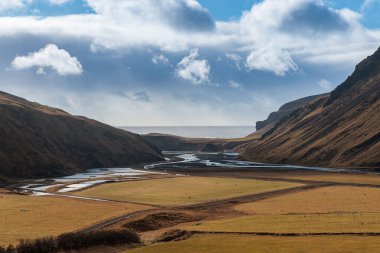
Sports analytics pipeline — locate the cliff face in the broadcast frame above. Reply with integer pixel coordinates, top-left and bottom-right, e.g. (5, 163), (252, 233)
(239, 47), (380, 169)
(256, 94), (328, 131)
(0, 92), (163, 178)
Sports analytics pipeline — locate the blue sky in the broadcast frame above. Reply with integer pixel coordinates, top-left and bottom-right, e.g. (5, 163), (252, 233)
(8, 0), (380, 28)
(0, 0), (379, 126)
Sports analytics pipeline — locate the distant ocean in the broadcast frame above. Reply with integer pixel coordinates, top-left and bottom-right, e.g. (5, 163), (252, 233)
(120, 126), (255, 139)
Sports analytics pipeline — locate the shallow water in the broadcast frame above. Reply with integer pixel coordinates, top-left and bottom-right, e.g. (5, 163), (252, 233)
(18, 152), (364, 199)
(19, 167), (159, 196)
(147, 152), (348, 172)
(54, 168), (151, 182)
(58, 180), (110, 193)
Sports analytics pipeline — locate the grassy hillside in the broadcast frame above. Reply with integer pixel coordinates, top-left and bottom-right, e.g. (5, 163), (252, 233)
(0, 91), (163, 178)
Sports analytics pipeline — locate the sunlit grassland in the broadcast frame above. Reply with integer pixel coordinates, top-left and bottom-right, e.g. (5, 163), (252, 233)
(0, 192), (149, 246)
(127, 234), (380, 253)
(235, 186), (380, 214)
(184, 213), (380, 233)
(74, 176), (302, 205)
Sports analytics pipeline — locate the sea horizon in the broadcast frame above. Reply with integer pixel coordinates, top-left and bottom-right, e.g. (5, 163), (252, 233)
(120, 125), (255, 139)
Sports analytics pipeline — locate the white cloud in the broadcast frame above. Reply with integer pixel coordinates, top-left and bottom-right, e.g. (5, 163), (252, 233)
(246, 45), (298, 76)
(11, 44), (83, 76)
(0, 0), (30, 11)
(0, 0), (378, 70)
(152, 54), (170, 65)
(0, 0), (378, 78)
(318, 79), (333, 90)
(85, 0), (215, 32)
(176, 49), (210, 84)
(49, 0), (72, 5)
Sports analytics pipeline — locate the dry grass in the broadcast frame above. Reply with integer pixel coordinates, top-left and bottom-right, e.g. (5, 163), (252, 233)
(184, 213), (380, 233)
(74, 176), (301, 205)
(127, 234), (380, 253)
(0, 192), (149, 246)
(263, 172), (380, 186)
(235, 186), (380, 214)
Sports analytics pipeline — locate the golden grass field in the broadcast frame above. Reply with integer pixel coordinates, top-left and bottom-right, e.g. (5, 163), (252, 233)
(74, 176), (302, 205)
(235, 186), (380, 214)
(185, 213), (380, 233)
(127, 234), (380, 253)
(0, 192), (149, 246)
(261, 172), (380, 186)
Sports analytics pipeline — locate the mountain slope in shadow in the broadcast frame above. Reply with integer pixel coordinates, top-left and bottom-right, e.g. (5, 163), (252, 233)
(0, 92), (163, 179)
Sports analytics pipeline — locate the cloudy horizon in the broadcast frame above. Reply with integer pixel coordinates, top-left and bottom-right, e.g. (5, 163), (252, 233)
(1, 0), (379, 126)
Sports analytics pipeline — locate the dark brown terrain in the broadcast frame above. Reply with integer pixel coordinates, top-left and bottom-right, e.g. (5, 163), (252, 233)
(239, 47), (380, 169)
(0, 91), (163, 179)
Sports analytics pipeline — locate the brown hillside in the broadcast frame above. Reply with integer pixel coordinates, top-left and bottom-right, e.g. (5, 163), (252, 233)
(0, 91), (163, 178)
(239, 47), (380, 169)
(256, 93), (328, 131)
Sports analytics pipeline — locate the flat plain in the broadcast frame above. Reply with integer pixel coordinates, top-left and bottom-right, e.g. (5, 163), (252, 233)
(185, 213), (380, 233)
(0, 191), (149, 246)
(126, 234), (380, 253)
(235, 186), (380, 214)
(73, 176), (302, 205)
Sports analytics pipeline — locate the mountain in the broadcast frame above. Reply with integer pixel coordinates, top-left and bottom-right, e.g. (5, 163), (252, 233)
(239, 47), (380, 169)
(256, 93), (328, 131)
(0, 91), (163, 179)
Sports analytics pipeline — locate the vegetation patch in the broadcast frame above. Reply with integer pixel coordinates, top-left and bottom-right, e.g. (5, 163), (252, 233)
(124, 212), (199, 232)
(155, 230), (195, 243)
(0, 229), (140, 253)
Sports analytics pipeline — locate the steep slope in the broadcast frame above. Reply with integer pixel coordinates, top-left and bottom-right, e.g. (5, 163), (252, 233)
(239, 47), (380, 169)
(0, 92), (163, 178)
(256, 93), (328, 131)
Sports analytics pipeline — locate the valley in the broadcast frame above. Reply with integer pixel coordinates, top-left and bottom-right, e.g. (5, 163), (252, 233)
(2, 152), (380, 252)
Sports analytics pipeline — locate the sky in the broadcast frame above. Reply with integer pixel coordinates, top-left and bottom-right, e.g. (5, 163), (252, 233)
(0, 0), (379, 126)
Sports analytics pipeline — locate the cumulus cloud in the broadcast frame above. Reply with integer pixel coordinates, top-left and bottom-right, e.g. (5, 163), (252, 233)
(240, 0), (350, 33)
(1, 0), (380, 126)
(176, 49), (210, 84)
(0, 0), (378, 69)
(86, 0), (215, 32)
(11, 44), (83, 76)
(152, 54), (170, 65)
(246, 45), (298, 76)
